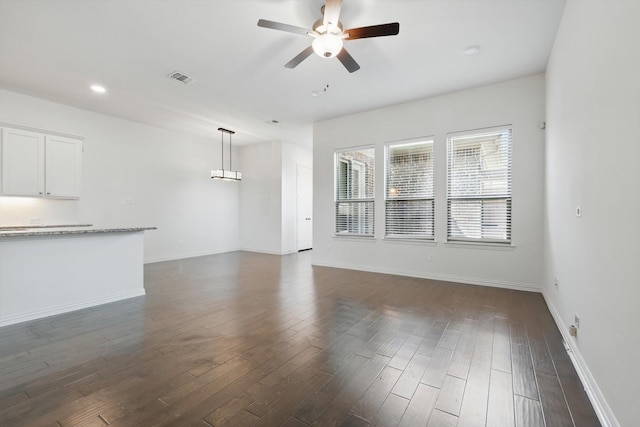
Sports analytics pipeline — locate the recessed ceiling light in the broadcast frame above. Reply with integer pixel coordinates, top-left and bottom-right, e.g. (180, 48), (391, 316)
(463, 45), (480, 56)
(90, 84), (106, 94)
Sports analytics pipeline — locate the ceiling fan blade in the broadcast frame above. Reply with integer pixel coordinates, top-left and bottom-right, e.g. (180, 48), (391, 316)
(285, 46), (314, 69)
(257, 19), (313, 36)
(336, 48), (360, 73)
(323, 0), (343, 31)
(345, 22), (400, 40)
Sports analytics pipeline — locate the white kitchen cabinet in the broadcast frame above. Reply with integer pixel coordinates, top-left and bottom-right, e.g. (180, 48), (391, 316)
(1, 127), (45, 197)
(44, 135), (83, 198)
(1, 126), (82, 198)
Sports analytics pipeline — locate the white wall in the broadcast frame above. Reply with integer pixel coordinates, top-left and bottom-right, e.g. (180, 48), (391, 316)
(0, 89), (240, 262)
(543, 2), (640, 426)
(239, 140), (312, 254)
(313, 75), (545, 291)
(239, 140), (283, 254)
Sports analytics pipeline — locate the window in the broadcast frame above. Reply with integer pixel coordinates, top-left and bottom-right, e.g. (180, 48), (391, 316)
(385, 139), (434, 238)
(447, 127), (512, 243)
(335, 147), (375, 236)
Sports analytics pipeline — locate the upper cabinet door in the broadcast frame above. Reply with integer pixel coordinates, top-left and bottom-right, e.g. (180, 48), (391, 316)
(45, 135), (82, 198)
(1, 128), (45, 196)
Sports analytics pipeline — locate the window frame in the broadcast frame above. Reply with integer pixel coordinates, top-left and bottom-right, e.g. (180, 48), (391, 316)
(334, 146), (375, 237)
(446, 125), (512, 245)
(384, 137), (435, 240)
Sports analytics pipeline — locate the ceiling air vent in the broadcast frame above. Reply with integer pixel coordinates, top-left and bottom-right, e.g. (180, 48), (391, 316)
(168, 71), (195, 85)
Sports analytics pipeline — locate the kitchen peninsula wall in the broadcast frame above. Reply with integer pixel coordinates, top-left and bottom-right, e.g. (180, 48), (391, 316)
(0, 89), (241, 262)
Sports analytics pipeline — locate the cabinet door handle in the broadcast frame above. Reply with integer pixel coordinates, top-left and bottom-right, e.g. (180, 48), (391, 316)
(39, 192), (43, 195)
(46, 192), (51, 195)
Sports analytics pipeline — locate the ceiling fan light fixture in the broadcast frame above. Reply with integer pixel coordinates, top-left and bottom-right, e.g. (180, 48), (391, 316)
(312, 33), (343, 58)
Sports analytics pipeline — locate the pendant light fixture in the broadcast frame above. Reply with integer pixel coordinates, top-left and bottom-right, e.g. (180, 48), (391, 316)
(211, 127), (242, 181)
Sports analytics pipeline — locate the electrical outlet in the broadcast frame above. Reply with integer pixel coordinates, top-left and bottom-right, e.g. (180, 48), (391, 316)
(574, 314), (580, 329)
(427, 253), (434, 262)
(554, 277), (559, 287)
(576, 206), (582, 217)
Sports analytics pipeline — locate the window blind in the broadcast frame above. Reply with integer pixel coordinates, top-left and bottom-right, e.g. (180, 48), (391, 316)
(335, 147), (375, 236)
(385, 140), (434, 238)
(447, 127), (512, 243)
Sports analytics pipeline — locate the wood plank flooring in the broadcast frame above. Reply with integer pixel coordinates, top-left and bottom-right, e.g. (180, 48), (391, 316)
(0, 251), (600, 426)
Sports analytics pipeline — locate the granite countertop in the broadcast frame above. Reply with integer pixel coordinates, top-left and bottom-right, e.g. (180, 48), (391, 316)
(0, 224), (157, 238)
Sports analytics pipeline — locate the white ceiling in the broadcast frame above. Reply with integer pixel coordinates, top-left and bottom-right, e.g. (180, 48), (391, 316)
(0, 0), (566, 147)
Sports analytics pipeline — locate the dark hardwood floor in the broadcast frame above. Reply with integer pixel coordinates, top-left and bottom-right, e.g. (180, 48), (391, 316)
(0, 251), (600, 426)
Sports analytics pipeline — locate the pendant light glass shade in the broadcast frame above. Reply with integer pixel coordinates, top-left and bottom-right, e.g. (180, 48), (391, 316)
(211, 127), (241, 181)
(211, 169), (242, 180)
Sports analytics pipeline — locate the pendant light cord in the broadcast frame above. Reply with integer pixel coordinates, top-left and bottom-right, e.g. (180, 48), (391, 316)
(217, 127), (236, 174)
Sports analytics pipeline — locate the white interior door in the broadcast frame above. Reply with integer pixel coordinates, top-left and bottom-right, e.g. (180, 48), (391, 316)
(297, 165), (313, 251)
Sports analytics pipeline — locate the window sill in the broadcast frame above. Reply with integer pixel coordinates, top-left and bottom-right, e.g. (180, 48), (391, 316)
(383, 237), (436, 246)
(333, 234), (376, 242)
(444, 240), (516, 251)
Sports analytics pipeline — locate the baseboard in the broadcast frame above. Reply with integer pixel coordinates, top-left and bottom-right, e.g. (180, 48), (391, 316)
(145, 248), (302, 264)
(0, 289), (146, 328)
(144, 247), (241, 264)
(543, 293), (619, 427)
(238, 247), (293, 256)
(311, 260), (541, 292)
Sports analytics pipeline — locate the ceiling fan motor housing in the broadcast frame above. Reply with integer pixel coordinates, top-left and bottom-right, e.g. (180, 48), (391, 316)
(312, 18), (343, 34)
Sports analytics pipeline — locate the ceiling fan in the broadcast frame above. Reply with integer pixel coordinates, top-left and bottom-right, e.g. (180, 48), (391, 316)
(257, 0), (399, 73)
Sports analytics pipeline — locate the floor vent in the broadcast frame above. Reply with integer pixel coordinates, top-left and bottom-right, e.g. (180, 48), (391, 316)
(168, 71), (195, 85)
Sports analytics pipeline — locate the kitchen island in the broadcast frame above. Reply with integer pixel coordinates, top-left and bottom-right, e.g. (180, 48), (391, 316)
(0, 225), (156, 327)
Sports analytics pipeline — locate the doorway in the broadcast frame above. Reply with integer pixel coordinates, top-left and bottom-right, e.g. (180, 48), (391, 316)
(296, 165), (313, 251)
